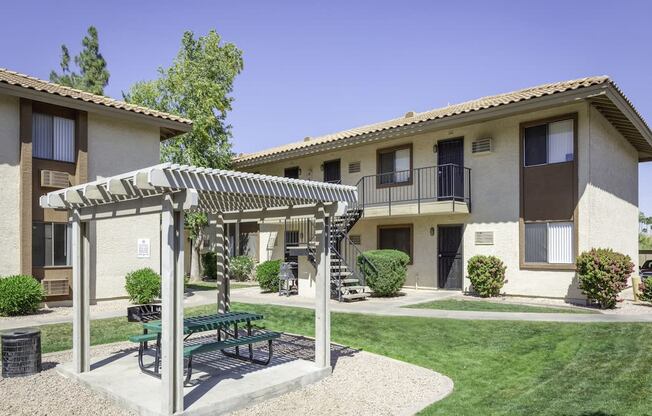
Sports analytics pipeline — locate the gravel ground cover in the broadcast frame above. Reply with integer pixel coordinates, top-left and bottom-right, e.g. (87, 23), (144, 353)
(0, 338), (452, 416)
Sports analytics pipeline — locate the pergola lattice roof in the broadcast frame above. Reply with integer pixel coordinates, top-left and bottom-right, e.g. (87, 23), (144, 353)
(40, 162), (358, 214)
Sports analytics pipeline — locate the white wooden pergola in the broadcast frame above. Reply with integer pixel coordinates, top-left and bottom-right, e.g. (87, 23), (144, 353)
(40, 163), (357, 415)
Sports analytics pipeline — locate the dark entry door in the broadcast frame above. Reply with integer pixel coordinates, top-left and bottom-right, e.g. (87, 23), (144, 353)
(437, 138), (464, 200)
(323, 159), (341, 184)
(438, 225), (463, 289)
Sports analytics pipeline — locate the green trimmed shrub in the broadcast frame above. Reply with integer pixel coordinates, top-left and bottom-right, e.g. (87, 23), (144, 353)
(125, 268), (161, 304)
(467, 255), (507, 297)
(230, 256), (255, 281)
(357, 250), (409, 297)
(576, 248), (634, 309)
(256, 259), (281, 292)
(0, 275), (44, 316)
(202, 252), (217, 280)
(638, 279), (652, 303)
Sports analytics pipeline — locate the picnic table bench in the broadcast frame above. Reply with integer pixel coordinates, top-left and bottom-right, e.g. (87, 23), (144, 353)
(128, 311), (280, 383)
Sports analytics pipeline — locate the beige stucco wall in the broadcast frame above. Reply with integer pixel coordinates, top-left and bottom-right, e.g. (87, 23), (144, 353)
(88, 113), (162, 299)
(584, 106), (639, 269)
(250, 101), (644, 300)
(0, 94), (21, 276)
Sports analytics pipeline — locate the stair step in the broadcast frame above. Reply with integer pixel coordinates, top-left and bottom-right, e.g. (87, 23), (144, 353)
(332, 271), (352, 277)
(341, 285), (365, 292)
(341, 292), (370, 301)
(340, 278), (360, 284)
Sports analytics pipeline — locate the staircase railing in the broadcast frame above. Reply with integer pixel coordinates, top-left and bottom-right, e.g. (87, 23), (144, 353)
(330, 231), (377, 301)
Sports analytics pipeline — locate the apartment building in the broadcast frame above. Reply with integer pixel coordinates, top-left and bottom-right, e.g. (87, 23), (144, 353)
(0, 68), (191, 301)
(232, 77), (651, 300)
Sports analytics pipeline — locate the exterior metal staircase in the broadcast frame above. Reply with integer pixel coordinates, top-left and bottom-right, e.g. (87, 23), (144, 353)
(304, 207), (375, 302)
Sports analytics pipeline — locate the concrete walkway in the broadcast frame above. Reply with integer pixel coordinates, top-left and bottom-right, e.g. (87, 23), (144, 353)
(2, 287), (651, 331)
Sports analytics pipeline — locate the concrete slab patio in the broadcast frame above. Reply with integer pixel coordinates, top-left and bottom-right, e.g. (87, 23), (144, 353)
(57, 334), (332, 416)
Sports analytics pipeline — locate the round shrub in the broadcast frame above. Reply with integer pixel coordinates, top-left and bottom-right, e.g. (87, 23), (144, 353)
(202, 252), (217, 280)
(125, 268), (161, 305)
(576, 248), (634, 309)
(467, 255), (507, 297)
(357, 250), (409, 297)
(0, 275), (44, 316)
(639, 279), (652, 303)
(255, 260), (281, 292)
(230, 256), (255, 281)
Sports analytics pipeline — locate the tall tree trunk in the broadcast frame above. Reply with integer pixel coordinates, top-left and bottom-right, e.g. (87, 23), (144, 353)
(189, 235), (204, 283)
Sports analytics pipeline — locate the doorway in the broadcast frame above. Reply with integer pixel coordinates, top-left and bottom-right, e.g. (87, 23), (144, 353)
(437, 138), (464, 200)
(437, 225), (463, 289)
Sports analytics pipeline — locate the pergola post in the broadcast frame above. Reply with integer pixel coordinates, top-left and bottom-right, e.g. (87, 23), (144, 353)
(72, 209), (90, 373)
(314, 204), (331, 369)
(212, 213), (229, 314)
(160, 195), (185, 415)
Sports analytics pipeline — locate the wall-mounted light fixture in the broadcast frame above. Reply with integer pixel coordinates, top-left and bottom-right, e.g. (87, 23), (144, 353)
(320, 163), (324, 171)
(432, 144), (438, 154)
(430, 227), (435, 236)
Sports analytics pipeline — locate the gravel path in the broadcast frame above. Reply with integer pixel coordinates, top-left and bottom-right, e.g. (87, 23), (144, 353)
(230, 350), (453, 416)
(0, 345), (136, 416)
(0, 341), (452, 416)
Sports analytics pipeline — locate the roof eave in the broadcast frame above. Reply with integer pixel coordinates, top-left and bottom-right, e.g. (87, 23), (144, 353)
(0, 82), (192, 140)
(233, 84), (612, 168)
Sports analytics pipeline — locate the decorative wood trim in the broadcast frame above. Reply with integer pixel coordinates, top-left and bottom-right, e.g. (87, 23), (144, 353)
(376, 143), (413, 188)
(377, 223), (414, 264)
(519, 112), (579, 270)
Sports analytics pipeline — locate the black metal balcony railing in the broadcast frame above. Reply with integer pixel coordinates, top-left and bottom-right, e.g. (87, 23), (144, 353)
(355, 164), (471, 213)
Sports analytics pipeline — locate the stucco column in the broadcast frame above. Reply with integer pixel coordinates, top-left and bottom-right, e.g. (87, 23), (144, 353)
(160, 196), (184, 415)
(314, 204), (331, 369)
(212, 213), (229, 314)
(71, 209), (90, 373)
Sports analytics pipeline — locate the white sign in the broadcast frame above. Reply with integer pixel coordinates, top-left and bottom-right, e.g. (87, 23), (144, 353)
(137, 238), (151, 258)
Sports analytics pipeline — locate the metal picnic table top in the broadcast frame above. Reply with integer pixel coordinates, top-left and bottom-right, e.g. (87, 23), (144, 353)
(142, 311), (264, 334)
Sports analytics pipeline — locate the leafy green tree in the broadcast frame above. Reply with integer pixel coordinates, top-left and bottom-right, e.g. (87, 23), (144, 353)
(125, 30), (243, 282)
(49, 26), (110, 95)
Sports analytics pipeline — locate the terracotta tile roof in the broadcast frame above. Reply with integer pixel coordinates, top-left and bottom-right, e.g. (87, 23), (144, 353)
(0, 68), (192, 126)
(234, 76), (618, 166)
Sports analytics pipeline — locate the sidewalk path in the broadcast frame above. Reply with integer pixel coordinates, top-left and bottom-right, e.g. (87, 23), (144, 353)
(2, 287), (651, 331)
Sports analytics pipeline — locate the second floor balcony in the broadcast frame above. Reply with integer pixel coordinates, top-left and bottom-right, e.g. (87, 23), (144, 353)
(356, 164), (471, 217)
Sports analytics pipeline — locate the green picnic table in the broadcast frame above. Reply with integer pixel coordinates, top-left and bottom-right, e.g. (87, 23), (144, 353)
(129, 311), (280, 383)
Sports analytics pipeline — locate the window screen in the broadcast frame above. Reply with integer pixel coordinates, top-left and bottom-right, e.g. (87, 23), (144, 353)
(378, 146), (411, 184)
(378, 226), (412, 260)
(33, 113), (75, 162)
(525, 222), (547, 263)
(524, 221), (573, 264)
(524, 124), (547, 166)
(524, 119), (573, 167)
(32, 222), (72, 267)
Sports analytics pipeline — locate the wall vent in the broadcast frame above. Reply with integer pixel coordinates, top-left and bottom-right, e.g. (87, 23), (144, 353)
(349, 235), (362, 245)
(475, 231), (494, 245)
(42, 279), (69, 296)
(348, 161), (361, 173)
(40, 170), (70, 189)
(471, 137), (493, 154)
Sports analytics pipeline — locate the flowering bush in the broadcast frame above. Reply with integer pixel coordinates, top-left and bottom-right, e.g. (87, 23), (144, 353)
(467, 255), (507, 297)
(639, 279), (652, 303)
(576, 249), (634, 309)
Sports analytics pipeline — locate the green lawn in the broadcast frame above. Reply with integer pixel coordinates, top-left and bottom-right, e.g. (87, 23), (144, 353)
(38, 302), (651, 415)
(186, 281), (252, 291)
(407, 299), (598, 314)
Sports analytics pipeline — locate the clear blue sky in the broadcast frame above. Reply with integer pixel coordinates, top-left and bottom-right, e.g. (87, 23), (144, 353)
(2, 0), (651, 213)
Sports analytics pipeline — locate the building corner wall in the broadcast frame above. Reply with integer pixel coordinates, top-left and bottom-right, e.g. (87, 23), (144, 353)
(583, 106), (639, 270)
(0, 94), (21, 276)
